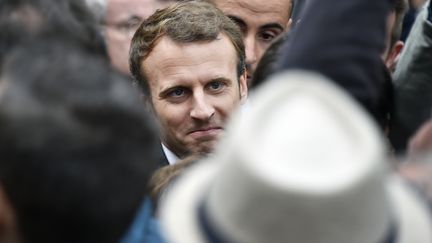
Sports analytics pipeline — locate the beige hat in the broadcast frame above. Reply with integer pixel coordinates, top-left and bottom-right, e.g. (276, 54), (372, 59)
(159, 71), (432, 243)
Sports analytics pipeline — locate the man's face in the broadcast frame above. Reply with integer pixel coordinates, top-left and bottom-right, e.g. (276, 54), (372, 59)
(143, 34), (248, 158)
(104, 0), (171, 74)
(213, 0), (291, 82)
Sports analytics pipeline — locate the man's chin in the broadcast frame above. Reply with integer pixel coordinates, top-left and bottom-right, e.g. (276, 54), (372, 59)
(184, 128), (224, 156)
(190, 140), (218, 156)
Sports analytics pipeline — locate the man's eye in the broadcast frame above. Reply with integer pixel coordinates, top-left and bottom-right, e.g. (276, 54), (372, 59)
(116, 17), (142, 34)
(208, 81), (224, 91)
(168, 88), (186, 97)
(259, 31), (279, 42)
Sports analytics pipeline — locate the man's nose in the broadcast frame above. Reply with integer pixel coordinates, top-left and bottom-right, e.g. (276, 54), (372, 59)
(190, 92), (215, 121)
(244, 35), (258, 68)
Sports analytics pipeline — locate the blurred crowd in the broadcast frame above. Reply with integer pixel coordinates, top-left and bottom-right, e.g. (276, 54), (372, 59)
(0, 0), (432, 242)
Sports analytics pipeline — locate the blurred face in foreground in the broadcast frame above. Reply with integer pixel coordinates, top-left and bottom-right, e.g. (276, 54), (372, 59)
(212, 0), (292, 82)
(143, 34), (247, 158)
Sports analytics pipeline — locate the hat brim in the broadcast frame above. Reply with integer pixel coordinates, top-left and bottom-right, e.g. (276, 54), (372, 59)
(159, 160), (432, 243)
(159, 159), (220, 243)
(388, 176), (432, 242)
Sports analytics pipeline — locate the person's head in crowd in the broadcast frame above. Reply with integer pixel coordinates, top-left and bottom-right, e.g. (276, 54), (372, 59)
(0, 0), (107, 65)
(86, 0), (174, 74)
(0, 39), (161, 243)
(382, 0), (408, 71)
(130, 0), (248, 160)
(209, 0), (293, 83)
(160, 71), (432, 243)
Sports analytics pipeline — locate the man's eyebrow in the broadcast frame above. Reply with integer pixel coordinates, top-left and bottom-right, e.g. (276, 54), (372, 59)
(210, 77), (232, 82)
(227, 15), (247, 29)
(259, 23), (285, 31)
(208, 77), (235, 86)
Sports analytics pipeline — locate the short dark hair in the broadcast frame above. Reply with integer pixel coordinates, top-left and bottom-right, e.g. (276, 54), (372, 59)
(0, 40), (160, 243)
(129, 0), (245, 98)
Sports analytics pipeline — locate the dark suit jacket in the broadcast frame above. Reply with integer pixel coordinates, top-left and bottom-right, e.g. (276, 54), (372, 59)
(157, 145), (170, 167)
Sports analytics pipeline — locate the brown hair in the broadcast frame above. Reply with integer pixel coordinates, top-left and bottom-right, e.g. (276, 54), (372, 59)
(129, 0), (245, 97)
(148, 155), (201, 208)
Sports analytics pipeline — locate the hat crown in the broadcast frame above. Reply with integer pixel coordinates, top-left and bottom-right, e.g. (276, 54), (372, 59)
(253, 93), (368, 191)
(205, 71), (390, 243)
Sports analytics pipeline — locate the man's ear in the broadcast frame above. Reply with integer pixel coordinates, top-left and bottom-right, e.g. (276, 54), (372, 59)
(239, 72), (248, 104)
(385, 40), (404, 72)
(0, 184), (19, 243)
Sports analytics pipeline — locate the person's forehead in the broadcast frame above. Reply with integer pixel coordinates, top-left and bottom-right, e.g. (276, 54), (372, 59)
(214, 0), (291, 23)
(143, 34), (238, 85)
(147, 34), (238, 64)
(106, 0), (161, 19)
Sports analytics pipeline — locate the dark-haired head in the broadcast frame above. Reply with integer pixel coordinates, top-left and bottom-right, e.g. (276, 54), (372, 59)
(0, 39), (160, 243)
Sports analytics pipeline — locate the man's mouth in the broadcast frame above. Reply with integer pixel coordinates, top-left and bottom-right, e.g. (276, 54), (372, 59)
(188, 127), (223, 140)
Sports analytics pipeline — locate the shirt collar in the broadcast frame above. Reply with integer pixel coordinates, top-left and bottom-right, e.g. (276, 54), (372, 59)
(161, 143), (179, 165)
